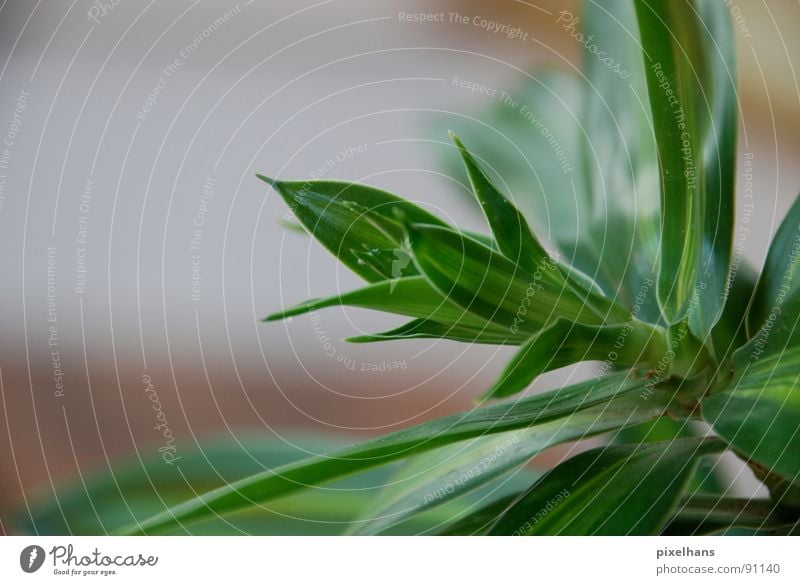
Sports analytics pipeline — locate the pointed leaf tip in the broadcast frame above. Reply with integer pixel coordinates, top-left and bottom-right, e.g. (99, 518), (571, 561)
(255, 173), (278, 187)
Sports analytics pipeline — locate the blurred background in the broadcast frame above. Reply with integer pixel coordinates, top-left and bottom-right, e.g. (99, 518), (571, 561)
(0, 0), (798, 534)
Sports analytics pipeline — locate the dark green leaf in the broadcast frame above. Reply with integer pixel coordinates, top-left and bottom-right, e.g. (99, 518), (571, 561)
(663, 494), (788, 535)
(614, 419), (727, 494)
(345, 318), (524, 345)
(748, 194), (800, 337)
(701, 296), (800, 482)
(489, 437), (724, 535)
(711, 261), (758, 361)
(436, 494), (521, 535)
(348, 433), (541, 536)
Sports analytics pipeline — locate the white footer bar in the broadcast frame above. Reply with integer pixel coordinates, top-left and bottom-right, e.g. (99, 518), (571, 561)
(1, 536), (796, 583)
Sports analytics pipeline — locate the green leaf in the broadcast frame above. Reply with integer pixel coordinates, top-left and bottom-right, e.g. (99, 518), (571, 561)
(634, 0), (736, 331)
(701, 295), (800, 482)
(663, 494), (789, 535)
(437, 493), (521, 535)
(483, 318), (667, 400)
(449, 132), (555, 279)
(350, 386), (672, 535)
(348, 433), (542, 536)
(613, 419), (727, 494)
(123, 370), (667, 535)
(581, 0), (659, 218)
(345, 318), (524, 345)
(489, 437), (724, 535)
(449, 132), (632, 324)
(577, 0), (662, 321)
(258, 176), (447, 282)
(748, 194), (800, 337)
(711, 261), (758, 361)
(439, 71), (588, 244)
(264, 276), (488, 330)
(19, 434), (391, 535)
(407, 224), (602, 334)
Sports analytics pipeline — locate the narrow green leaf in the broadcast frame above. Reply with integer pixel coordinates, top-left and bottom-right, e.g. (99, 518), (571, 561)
(489, 437), (724, 535)
(20, 434), (387, 535)
(449, 132), (631, 323)
(634, 0), (736, 330)
(711, 261), (758, 361)
(691, 0), (738, 339)
(350, 386), (671, 535)
(264, 276), (488, 330)
(701, 296), (800, 482)
(124, 370), (666, 534)
(484, 318), (667, 400)
(484, 319), (667, 398)
(439, 71), (588, 244)
(663, 494), (788, 535)
(636, 0), (704, 324)
(449, 132), (553, 278)
(345, 318), (523, 345)
(613, 419), (727, 494)
(258, 176), (446, 282)
(348, 433), (542, 536)
(407, 224), (601, 334)
(578, 0), (662, 322)
(748, 194), (800, 337)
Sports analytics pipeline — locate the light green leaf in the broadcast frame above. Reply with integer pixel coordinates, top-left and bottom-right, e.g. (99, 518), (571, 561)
(634, 0), (736, 331)
(123, 370), (666, 535)
(350, 386), (671, 535)
(577, 0), (662, 321)
(483, 318), (667, 400)
(348, 433), (542, 536)
(489, 437), (724, 535)
(20, 434), (390, 536)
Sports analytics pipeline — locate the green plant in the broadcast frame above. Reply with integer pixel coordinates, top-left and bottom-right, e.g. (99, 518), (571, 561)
(125, 0), (799, 535)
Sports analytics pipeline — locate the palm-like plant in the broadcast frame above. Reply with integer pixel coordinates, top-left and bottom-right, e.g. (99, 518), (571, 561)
(126, 0), (799, 535)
